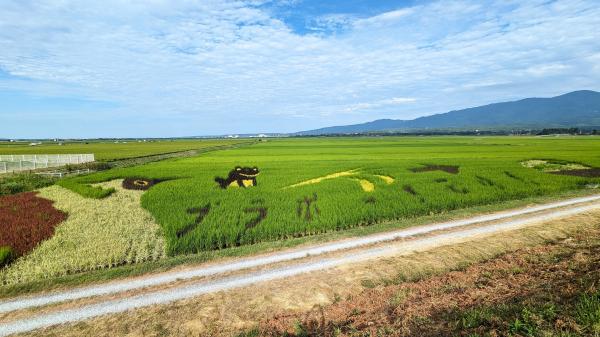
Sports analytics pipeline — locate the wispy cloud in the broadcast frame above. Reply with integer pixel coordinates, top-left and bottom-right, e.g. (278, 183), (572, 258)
(344, 97), (417, 113)
(0, 0), (599, 137)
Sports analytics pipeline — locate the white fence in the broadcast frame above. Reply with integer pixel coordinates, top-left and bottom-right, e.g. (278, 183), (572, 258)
(0, 154), (95, 174)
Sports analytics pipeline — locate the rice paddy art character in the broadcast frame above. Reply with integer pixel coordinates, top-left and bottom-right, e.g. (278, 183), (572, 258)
(297, 193), (320, 221)
(243, 199), (267, 229)
(284, 169), (394, 193)
(175, 199), (268, 242)
(215, 166), (260, 189)
(176, 203), (211, 239)
(122, 178), (163, 191)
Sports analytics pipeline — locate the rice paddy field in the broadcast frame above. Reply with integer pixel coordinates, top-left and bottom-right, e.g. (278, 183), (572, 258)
(0, 139), (246, 161)
(2, 136), (600, 285)
(60, 136), (600, 254)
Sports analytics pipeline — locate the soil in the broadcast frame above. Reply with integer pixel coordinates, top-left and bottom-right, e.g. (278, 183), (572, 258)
(0, 192), (67, 256)
(257, 226), (600, 337)
(551, 168), (600, 178)
(410, 164), (459, 174)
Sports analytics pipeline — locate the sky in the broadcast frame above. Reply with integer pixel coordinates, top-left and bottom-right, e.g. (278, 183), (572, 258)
(1, 0), (599, 138)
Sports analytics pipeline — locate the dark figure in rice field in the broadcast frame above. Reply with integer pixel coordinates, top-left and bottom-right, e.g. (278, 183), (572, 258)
(215, 166), (260, 189)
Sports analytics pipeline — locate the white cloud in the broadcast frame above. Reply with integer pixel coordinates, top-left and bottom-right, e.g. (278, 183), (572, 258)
(353, 8), (415, 28)
(343, 97), (416, 113)
(0, 0), (599, 137)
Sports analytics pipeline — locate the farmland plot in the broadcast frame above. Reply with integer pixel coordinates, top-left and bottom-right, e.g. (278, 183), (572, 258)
(56, 137), (600, 256)
(0, 181), (165, 285)
(0, 139), (247, 161)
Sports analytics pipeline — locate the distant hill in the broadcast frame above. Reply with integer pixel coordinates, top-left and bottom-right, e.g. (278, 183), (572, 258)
(297, 90), (600, 135)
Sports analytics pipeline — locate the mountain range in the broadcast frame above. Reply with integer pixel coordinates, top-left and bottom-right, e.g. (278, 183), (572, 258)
(296, 90), (600, 135)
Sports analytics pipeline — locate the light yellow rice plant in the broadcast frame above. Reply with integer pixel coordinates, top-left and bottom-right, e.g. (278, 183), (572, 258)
(0, 180), (166, 285)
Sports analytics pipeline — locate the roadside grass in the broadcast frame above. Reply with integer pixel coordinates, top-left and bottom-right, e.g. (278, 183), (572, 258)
(0, 187), (596, 298)
(252, 216), (600, 337)
(57, 137), (600, 255)
(449, 281), (600, 336)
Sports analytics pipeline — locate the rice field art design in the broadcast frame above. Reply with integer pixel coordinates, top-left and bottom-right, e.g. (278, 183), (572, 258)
(521, 159), (600, 178)
(122, 178), (164, 191)
(285, 169), (394, 192)
(54, 137), (600, 257)
(215, 166), (260, 189)
(0, 192), (67, 268)
(0, 180), (166, 285)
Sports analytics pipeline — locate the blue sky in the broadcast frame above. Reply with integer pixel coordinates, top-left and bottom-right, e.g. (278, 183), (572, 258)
(1, 0), (599, 138)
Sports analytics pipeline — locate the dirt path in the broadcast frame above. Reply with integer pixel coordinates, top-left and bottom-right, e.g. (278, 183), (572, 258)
(1, 194), (600, 336)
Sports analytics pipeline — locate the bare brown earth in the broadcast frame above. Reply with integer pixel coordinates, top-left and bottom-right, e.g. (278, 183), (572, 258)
(12, 210), (600, 337)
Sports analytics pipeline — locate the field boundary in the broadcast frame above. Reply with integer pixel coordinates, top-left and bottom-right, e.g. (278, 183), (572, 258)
(105, 141), (256, 168)
(0, 154), (95, 174)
